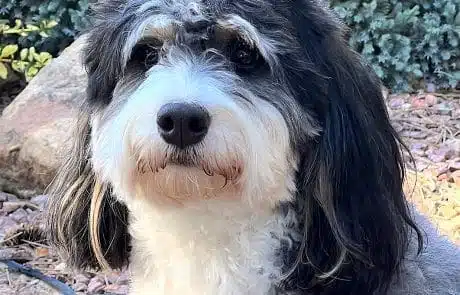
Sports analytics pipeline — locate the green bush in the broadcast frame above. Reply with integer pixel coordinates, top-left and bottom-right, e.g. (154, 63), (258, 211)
(330, 0), (460, 92)
(0, 19), (54, 81)
(0, 0), (90, 82)
(0, 0), (90, 56)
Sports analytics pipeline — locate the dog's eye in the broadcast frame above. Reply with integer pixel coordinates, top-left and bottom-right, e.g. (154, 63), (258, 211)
(228, 39), (265, 74)
(129, 43), (160, 69)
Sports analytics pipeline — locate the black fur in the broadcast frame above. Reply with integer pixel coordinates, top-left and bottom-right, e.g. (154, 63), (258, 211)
(46, 111), (130, 270)
(83, 0), (158, 106)
(275, 1), (423, 294)
(222, 1), (423, 293)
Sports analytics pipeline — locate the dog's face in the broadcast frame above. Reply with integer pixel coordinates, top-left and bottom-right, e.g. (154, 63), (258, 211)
(88, 1), (318, 207)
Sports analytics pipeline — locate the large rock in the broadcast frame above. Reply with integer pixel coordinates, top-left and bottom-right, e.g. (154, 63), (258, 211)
(0, 36), (87, 191)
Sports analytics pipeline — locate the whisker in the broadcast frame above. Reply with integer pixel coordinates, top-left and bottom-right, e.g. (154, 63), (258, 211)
(221, 176), (229, 189)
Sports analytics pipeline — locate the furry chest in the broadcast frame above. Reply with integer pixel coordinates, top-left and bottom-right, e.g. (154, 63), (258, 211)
(128, 202), (286, 295)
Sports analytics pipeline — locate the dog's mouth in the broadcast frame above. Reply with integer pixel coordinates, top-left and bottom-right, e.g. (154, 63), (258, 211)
(135, 148), (244, 184)
(167, 149), (198, 167)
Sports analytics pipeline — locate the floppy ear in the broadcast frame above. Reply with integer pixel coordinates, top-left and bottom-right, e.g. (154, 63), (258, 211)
(281, 2), (423, 293)
(46, 2), (134, 270)
(84, 32), (125, 105)
(46, 110), (130, 270)
(83, 1), (131, 105)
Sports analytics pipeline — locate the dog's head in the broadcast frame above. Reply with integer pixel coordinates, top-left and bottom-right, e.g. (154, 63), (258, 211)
(47, 0), (422, 292)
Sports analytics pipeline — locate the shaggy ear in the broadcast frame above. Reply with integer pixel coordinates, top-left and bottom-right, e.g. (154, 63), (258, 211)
(46, 110), (130, 270)
(283, 2), (423, 293)
(83, 29), (124, 105)
(83, 1), (132, 105)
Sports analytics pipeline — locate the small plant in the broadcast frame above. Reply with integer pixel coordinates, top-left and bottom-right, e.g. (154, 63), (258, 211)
(330, 0), (460, 92)
(0, 0), (90, 55)
(0, 19), (55, 81)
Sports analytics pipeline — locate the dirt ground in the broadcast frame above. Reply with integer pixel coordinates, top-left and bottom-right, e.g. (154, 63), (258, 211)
(0, 90), (459, 294)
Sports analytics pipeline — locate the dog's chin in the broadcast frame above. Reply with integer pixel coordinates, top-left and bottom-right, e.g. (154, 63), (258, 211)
(132, 151), (245, 205)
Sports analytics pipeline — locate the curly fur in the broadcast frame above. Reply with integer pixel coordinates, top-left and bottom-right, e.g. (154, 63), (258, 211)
(46, 1), (460, 294)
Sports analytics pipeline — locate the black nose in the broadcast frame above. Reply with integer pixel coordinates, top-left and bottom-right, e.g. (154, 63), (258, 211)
(157, 103), (211, 149)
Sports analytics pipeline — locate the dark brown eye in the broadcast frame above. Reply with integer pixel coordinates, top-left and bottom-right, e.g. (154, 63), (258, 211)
(236, 48), (253, 65)
(228, 39), (265, 74)
(129, 43), (160, 69)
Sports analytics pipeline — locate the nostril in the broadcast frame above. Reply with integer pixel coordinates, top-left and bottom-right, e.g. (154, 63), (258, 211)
(189, 116), (208, 133)
(158, 115), (174, 132)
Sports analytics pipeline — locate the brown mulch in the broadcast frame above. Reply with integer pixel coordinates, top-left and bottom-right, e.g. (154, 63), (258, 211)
(387, 90), (460, 245)
(0, 89), (459, 294)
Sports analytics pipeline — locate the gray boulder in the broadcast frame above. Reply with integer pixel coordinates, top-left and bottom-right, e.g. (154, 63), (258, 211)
(0, 36), (87, 191)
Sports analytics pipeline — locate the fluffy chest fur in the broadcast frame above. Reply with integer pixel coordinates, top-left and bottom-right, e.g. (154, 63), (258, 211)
(128, 199), (289, 295)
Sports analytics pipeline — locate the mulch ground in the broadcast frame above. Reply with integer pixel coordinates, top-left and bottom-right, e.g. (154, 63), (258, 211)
(390, 90), (460, 244)
(0, 89), (459, 294)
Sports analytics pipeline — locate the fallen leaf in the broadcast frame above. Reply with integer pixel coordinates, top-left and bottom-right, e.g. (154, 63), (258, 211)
(35, 247), (49, 258)
(438, 205), (458, 219)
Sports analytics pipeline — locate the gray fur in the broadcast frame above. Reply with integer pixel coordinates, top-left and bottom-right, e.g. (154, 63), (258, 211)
(389, 208), (460, 295)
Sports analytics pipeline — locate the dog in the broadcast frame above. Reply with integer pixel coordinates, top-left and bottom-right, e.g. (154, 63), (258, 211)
(46, 0), (460, 294)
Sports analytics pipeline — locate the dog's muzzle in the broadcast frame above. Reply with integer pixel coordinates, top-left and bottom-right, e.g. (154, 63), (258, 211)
(157, 103), (211, 149)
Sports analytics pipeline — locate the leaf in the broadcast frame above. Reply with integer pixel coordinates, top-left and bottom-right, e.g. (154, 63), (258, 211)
(45, 20), (58, 29)
(25, 24), (40, 31)
(32, 52), (41, 61)
(413, 69), (423, 77)
(11, 60), (27, 73)
(39, 31), (49, 38)
(0, 62), (8, 79)
(1, 45), (19, 58)
(440, 51), (451, 61)
(14, 19), (22, 29)
(453, 11), (460, 25)
(20, 48), (28, 61)
(28, 47), (36, 62)
(0, 24), (10, 31)
(26, 66), (39, 80)
(38, 52), (52, 64)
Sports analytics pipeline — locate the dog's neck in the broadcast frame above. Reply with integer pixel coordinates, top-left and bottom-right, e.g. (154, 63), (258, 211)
(127, 197), (290, 295)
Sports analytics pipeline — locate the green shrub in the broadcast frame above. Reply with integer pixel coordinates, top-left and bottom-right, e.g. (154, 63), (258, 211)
(0, 19), (54, 81)
(330, 0), (460, 92)
(0, 0), (90, 82)
(0, 0), (90, 56)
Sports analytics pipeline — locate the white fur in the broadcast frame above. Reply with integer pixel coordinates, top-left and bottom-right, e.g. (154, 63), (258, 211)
(136, 0), (204, 17)
(125, 0), (208, 66)
(127, 199), (294, 295)
(91, 50), (296, 204)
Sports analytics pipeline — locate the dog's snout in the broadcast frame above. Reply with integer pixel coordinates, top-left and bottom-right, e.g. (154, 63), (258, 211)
(157, 103), (211, 149)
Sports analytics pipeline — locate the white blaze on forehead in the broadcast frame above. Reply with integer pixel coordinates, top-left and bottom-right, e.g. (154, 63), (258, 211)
(136, 0), (205, 17)
(123, 0), (207, 67)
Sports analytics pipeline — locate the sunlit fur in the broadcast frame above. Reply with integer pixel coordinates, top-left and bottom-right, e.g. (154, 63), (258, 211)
(47, 1), (460, 294)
